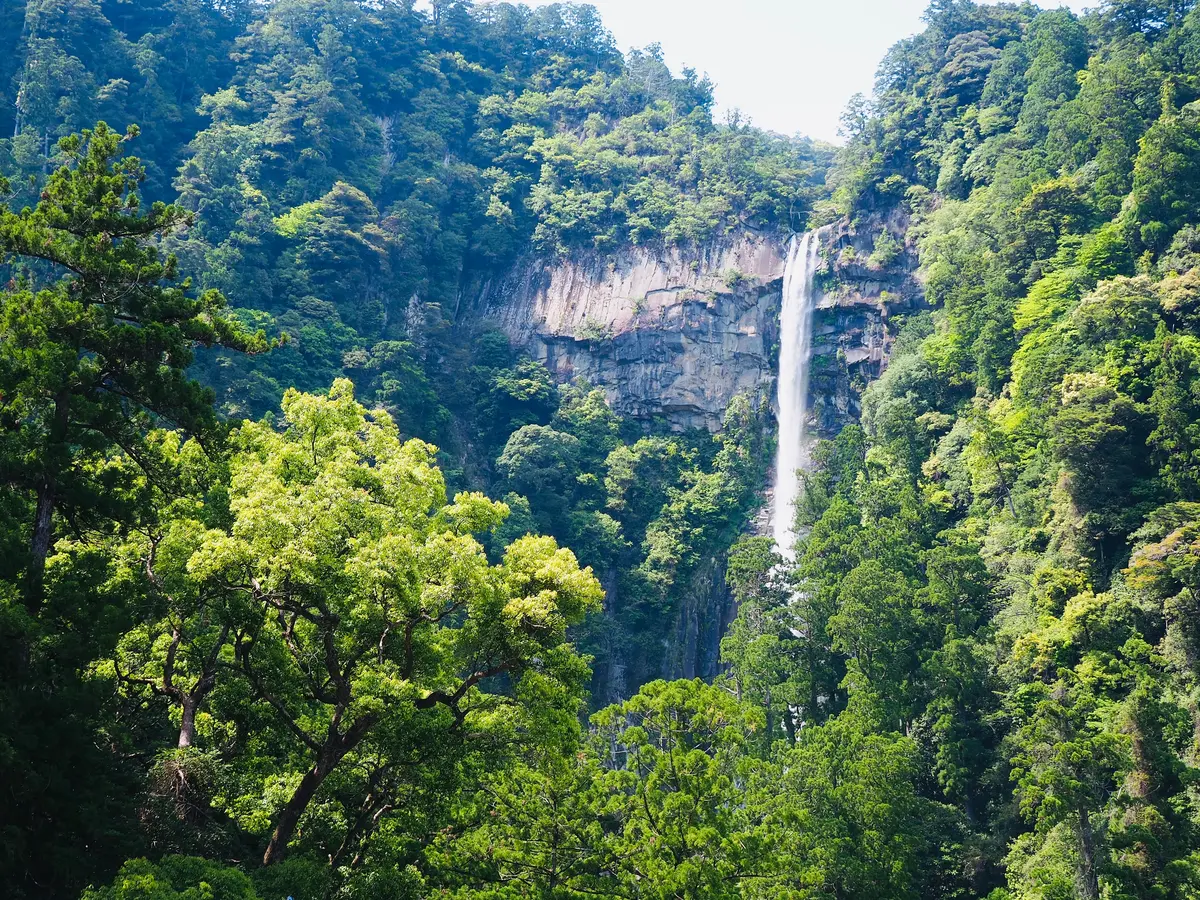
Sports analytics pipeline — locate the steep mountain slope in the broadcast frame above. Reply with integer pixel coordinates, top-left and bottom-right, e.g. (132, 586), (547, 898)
(7, 2), (1200, 899)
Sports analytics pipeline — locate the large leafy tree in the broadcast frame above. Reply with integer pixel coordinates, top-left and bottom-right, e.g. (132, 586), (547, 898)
(111, 380), (603, 868)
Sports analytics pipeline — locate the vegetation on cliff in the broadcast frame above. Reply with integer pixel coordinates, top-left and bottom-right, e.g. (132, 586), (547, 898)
(6, 1), (1200, 899)
(0, 2), (795, 895)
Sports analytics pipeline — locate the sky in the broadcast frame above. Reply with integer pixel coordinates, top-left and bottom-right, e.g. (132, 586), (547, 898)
(514, 0), (1095, 143)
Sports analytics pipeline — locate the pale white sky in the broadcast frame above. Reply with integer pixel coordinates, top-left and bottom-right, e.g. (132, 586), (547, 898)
(518, 0), (1095, 143)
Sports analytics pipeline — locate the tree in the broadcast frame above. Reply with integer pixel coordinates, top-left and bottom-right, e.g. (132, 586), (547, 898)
(427, 749), (612, 898)
(770, 702), (958, 900)
(107, 446), (232, 750)
(496, 424), (582, 532)
(964, 401), (1021, 516)
(604, 436), (684, 538)
(1050, 372), (1154, 549)
(275, 182), (400, 336)
(128, 380), (603, 866)
(828, 558), (918, 721)
(591, 679), (774, 899)
(0, 122), (266, 602)
(1009, 680), (1128, 900)
(1149, 331), (1200, 499)
(719, 536), (802, 742)
(1098, 0), (1197, 37)
(1008, 588), (1138, 900)
(81, 856), (261, 900)
(1128, 105), (1200, 254)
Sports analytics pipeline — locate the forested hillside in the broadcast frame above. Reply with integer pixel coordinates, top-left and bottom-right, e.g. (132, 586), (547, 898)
(0, 0), (832, 702)
(5, 0), (1200, 898)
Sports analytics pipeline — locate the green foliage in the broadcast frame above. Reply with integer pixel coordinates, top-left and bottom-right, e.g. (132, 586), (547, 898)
(0, 122), (267, 593)
(0, 121), (265, 897)
(719, 536), (798, 742)
(793, 5), (1200, 898)
(1128, 102), (1200, 254)
(126, 380), (601, 866)
(14, 3), (1200, 900)
(868, 228), (903, 268)
(772, 703), (962, 899)
(81, 857), (261, 900)
(0, 119), (776, 898)
(590, 679), (770, 898)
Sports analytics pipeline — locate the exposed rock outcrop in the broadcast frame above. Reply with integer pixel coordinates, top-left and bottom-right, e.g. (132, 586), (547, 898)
(472, 221), (923, 695)
(474, 234), (786, 431)
(474, 220), (922, 437)
(809, 208), (926, 436)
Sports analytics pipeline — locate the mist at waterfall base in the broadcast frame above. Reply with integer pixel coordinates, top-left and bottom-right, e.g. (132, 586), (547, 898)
(771, 230), (822, 560)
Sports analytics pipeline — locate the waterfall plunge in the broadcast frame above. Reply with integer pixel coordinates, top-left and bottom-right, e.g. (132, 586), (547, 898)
(772, 230), (823, 559)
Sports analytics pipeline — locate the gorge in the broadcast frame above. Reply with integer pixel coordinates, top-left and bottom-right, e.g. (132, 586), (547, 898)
(474, 221), (904, 693)
(8, 1), (1200, 898)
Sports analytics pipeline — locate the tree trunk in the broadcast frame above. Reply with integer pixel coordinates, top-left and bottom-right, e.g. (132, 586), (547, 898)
(27, 390), (70, 608)
(783, 707), (797, 745)
(807, 644), (821, 728)
(993, 458), (1016, 517)
(262, 712), (377, 866)
(27, 475), (56, 607)
(263, 754), (337, 865)
(178, 697), (197, 749)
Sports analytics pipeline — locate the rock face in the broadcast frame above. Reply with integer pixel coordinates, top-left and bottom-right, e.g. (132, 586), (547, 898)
(474, 234), (787, 431)
(474, 220), (921, 437)
(472, 221), (923, 695)
(809, 208), (926, 437)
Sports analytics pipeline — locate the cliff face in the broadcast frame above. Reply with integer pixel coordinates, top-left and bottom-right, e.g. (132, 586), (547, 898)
(474, 222), (920, 437)
(474, 224), (922, 694)
(475, 234), (786, 431)
(809, 208), (926, 437)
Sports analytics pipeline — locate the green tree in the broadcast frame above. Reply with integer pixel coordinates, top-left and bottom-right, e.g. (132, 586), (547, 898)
(428, 750), (612, 898)
(719, 536), (798, 742)
(0, 122), (265, 600)
(1128, 103), (1200, 254)
(1149, 330), (1200, 499)
(81, 856), (261, 900)
(496, 424), (582, 533)
(828, 559), (919, 722)
(591, 679), (774, 899)
(1009, 678), (1129, 900)
(153, 381), (602, 866)
(770, 702), (959, 900)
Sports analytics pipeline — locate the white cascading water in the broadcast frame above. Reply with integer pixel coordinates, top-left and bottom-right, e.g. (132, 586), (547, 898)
(771, 229), (823, 559)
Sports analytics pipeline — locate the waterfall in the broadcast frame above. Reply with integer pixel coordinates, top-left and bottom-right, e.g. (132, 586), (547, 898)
(771, 229), (823, 559)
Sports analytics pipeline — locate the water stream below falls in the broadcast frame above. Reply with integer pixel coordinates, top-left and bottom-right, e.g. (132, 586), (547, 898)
(771, 229), (823, 559)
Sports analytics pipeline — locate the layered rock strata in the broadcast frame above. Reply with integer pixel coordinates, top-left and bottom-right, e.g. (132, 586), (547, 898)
(474, 223), (919, 437)
(475, 235), (786, 432)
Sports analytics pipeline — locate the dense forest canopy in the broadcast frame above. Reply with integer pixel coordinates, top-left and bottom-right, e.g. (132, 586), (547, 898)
(6, 0), (1200, 898)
